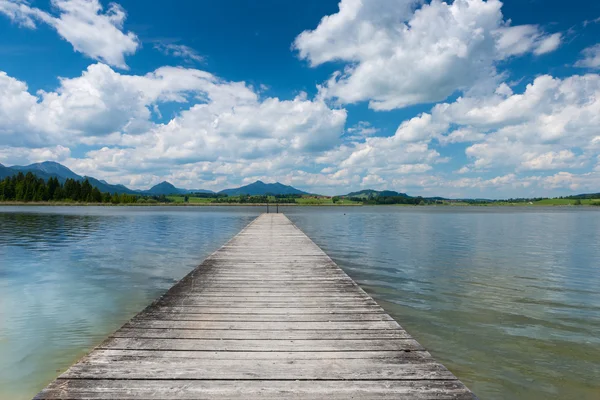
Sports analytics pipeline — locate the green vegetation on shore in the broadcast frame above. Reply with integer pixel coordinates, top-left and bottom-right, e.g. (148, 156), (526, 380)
(1, 171), (599, 206)
(0, 172), (171, 204)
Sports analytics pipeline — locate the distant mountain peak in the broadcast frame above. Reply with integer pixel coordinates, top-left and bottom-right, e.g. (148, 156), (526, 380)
(0, 160), (215, 196)
(345, 189), (409, 198)
(219, 180), (309, 196)
(11, 161), (81, 180)
(145, 181), (181, 195)
(154, 181), (176, 188)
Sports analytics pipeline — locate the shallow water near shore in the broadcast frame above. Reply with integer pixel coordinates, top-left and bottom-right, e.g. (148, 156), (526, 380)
(1, 206), (599, 399)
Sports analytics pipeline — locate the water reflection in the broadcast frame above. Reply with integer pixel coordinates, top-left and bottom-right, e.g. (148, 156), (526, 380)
(0, 206), (259, 400)
(284, 206), (600, 400)
(1, 206), (599, 399)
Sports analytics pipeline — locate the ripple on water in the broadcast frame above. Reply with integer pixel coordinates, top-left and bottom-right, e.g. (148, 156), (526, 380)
(1, 206), (600, 400)
(0, 206), (259, 400)
(284, 206), (600, 400)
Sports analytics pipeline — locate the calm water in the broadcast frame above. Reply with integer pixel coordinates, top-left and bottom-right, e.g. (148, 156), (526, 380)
(1, 206), (599, 399)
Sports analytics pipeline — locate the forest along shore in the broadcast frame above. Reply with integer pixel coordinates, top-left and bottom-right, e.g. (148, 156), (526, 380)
(1, 172), (599, 206)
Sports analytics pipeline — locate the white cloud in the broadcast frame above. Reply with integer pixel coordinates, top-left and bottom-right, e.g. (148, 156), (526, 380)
(394, 113), (446, 143)
(533, 33), (562, 55)
(0, 64), (347, 189)
(519, 150), (584, 171)
(575, 44), (600, 69)
(371, 74), (600, 172)
(154, 43), (204, 63)
(439, 128), (486, 144)
(294, 0), (561, 110)
(0, 0), (139, 68)
(344, 121), (378, 141)
(0, 0), (38, 28)
(0, 63), (258, 144)
(538, 171), (600, 192)
(312, 72), (600, 193)
(495, 26), (561, 57)
(0, 0), (595, 197)
(316, 134), (441, 188)
(0, 145), (71, 165)
(0, 71), (38, 141)
(447, 75), (600, 170)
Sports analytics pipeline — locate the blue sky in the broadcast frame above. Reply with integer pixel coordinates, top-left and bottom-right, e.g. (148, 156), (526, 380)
(1, 0), (599, 197)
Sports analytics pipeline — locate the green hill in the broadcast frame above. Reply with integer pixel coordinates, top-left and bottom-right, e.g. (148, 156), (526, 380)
(344, 189), (409, 198)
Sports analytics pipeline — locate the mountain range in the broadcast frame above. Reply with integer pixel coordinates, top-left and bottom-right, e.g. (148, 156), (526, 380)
(4, 161), (596, 199)
(1, 162), (145, 195)
(0, 161), (309, 196)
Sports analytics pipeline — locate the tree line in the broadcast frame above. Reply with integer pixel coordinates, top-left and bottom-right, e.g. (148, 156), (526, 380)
(346, 195), (431, 205)
(212, 194), (296, 203)
(0, 172), (163, 204)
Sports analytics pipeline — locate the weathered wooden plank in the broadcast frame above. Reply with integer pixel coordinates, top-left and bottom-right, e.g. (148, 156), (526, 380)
(155, 303), (381, 310)
(183, 279), (356, 285)
(83, 349), (429, 360)
(168, 293), (372, 300)
(177, 281), (359, 288)
(157, 299), (380, 308)
(184, 291), (366, 296)
(134, 312), (394, 322)
(159, 299), (377, 307)
(190, 273), (351, 279)
(182, 291), (369, 297)
(36, 380), (474, 400)
(123, 319), (401, 330)
(144, 306), (386, 314)
(101, 337), (425, 351)
(35, 213), (475, 400)
(62, 359), (455, 380)
(112, 328), (412, 340)
(191, 278), (352, 283)
(183, 289), (369, 295)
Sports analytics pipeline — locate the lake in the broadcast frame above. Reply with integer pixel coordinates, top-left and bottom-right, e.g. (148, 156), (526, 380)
(1, 206), (599, 399)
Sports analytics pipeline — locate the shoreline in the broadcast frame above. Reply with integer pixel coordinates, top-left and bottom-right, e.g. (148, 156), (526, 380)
(0, 201), (598, 207)
(0, 201), (356, 207)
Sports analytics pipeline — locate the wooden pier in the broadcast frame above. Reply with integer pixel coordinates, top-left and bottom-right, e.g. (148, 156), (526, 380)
(35, 213), (475, 399)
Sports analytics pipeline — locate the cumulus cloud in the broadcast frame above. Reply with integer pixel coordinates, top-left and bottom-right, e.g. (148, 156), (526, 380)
(441, 75), (600, 171)
(365, 74), (600, 172)
(0, 71), (38, 140)
(0, 64), (347, 189)
(0, 1), (595, 197)
(314, 133), (441, 191)
(519, 150), (584, 171)
(0, 145), (71, 166)
(2, 64), (231, 144)
(294, 0), (561, 110)
(311, 73), (600, 194)
(0, 0), (139, 68)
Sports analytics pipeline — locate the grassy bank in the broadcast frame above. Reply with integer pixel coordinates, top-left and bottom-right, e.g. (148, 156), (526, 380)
(2, 199), (600, 207)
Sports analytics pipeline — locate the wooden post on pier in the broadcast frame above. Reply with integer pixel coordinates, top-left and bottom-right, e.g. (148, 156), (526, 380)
(35, 213), (476, 399)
